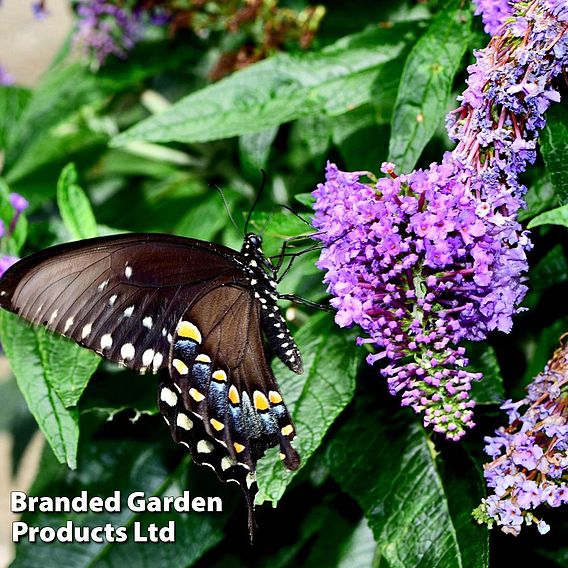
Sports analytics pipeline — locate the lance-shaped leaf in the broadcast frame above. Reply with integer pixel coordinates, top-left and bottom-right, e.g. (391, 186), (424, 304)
(57, 163), (98, 240)
(528, 203), (568, 229)
(388, 1), (472, 171)
(541, 104), (568, 205)
(327, 404), (489, 568)
(255, 313), (361, 505)
(111, 23), (422, 146)
(0, 311), (99, 468)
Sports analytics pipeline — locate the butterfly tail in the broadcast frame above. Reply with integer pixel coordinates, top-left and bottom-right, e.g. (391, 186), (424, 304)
(243, 478), (258, 543)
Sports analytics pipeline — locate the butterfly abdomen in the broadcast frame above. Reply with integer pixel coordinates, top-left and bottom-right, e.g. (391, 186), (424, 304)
(240, 234), (303, 374)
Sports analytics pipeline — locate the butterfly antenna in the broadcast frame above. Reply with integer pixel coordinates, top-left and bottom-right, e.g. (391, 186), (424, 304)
(277, 204), (312, 227)
(244, 170), (267, 235)
(211, 184), (242, 236)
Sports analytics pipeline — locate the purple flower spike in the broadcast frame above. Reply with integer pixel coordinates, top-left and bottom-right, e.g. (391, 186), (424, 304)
(474, 342), (568, 535)
(31, 1), (49, 20)
(473, 0), (513, 36)
(9, 193), (29, 213)
(72, 1), (170, 68)
(313, 0), (568, 439)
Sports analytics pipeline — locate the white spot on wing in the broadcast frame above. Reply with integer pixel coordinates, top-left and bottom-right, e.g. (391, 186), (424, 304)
(221, 456), (236, 471)
(197, 440), (214, 454)
(176, 413), (193, 430)
(142, 316), (153, 329)
(120, 343), (135, 360)
(81, 323), (92, 339)
(123, 306), (134, 318)
(160, 387), (177, 407)
(125, 265), (132, 279)
(100, 334), (113, 350)
(49, 310), (58, 324)
(64, 317), (74, 332)
(109, 294), (118, 306)
(246, 471), (257, 488)
(98, 279), (109, 292)
(142, 349), (154, 366)
(152, 352), (163, 371)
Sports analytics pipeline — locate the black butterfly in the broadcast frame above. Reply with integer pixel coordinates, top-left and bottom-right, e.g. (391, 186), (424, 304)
(0, 232), (303, 536)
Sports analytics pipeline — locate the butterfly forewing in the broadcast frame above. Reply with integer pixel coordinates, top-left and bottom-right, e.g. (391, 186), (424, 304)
(0, 234), (244, 373)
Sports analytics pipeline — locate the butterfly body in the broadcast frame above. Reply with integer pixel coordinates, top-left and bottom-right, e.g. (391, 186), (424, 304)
(0, 232), (303, 535)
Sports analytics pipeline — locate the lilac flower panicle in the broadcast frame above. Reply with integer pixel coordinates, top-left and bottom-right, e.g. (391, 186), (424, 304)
(473, 0), (514, 36)
(31, 1), (49, 20)
(9, 193), (29, 213)
(313, 0), (568, 439)
(72, 0), (170, 67)
(0, 192), (28, 276)
(474, 342), (568, 535)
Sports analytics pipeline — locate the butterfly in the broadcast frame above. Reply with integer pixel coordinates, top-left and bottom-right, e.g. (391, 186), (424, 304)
(0, 231), (303, 537)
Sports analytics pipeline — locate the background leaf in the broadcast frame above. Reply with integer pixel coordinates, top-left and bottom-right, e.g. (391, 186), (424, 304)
(111, 23), (421, 146)
(57, 163), (98, 240)
(541, 104), (568, 205)
(387, 1), (471, 171)
(256, 313), (361, 505)
(527, 203), (568, 229)
(327, 403), (489, 568)
(0, 311), (99, 468)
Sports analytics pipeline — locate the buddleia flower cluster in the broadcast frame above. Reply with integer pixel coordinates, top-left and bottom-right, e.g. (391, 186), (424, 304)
(0, 193), (28, 278)
(473, 341), (568, 535)
(313, 0), (568, 439)
(473, 0), (513, 35)
(70, 0), (324, 72)
(73, 0), (149, 67)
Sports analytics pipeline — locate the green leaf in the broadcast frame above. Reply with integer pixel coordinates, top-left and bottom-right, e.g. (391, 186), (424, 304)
(255, 313), (361, 505)
(57, 163), (98, 240)
(327, 405), (489, 568)
(0, 85), (31, 152)
(239, 127), (279, 171)
(295, 193), (316, 208)
(530, 244), (568, 291)
(388, 1), (472, 171)
(4, 63), (111, 183)
(466, 342), (505, 405)
(0, 179), (27, 255)
(111, 23), (421, 146)
(518, 175), (556, 222)
(332, 107), (390, 171)
(302, 515), (377, 568)
(0, 312), (85, 468)
(175, 190), (239, 243)
(540, 104), (568, 205)
(527, 203), (568, 229)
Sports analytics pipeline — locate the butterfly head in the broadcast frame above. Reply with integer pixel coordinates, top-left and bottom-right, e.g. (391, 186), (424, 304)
(242, 233), (263, 253)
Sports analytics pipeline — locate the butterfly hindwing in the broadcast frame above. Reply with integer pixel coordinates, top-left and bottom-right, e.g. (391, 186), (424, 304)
(161, 283), (300, 529)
